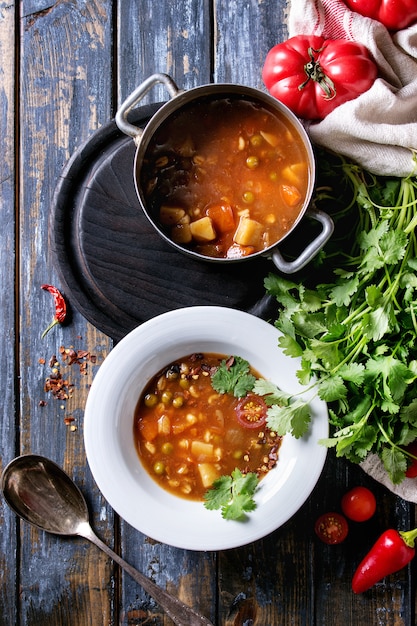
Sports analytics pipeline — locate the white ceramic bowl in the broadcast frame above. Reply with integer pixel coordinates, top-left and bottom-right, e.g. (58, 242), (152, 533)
(84, 306), (328, 551)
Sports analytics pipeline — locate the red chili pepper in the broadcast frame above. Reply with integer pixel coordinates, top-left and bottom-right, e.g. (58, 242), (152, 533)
(352, 527), (417, 593)
(41, 284), (67, 338)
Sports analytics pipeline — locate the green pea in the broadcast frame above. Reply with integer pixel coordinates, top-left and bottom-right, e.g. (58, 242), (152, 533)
(161, 442), (174, 455)
(250, 134), (263, 148)
(242, 191), (255, 204)
(172, 395), (184, 408)
(246, 155), (259, 169)
(153, 461), (165, 475)
(161, 391), (173, 404)
(144, 393), (158, 408)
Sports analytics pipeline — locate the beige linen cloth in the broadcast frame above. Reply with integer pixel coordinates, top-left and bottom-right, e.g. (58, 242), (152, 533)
(287, 0), (417, 501)
(287, 0), (417, 177)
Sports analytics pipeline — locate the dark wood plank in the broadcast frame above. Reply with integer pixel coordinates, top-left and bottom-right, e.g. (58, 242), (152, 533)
(116, 2), (218, 623)
(17, 1), (115, 624)
(117, 0), (212, 103)
(0, 2), (18, 625)
(213, 0), (288, 86)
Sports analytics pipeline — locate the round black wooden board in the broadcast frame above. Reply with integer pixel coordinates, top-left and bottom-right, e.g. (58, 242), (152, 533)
(50, 104), (277, 342)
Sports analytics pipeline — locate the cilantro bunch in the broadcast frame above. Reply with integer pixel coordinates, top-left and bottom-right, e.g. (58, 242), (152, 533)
(265, 158), (417, 484)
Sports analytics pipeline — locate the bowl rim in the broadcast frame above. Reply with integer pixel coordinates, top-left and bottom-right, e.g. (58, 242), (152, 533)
(84, 306), (328, 550)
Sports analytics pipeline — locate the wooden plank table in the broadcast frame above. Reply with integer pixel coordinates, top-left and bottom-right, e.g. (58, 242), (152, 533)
(0, 1), (416, 624)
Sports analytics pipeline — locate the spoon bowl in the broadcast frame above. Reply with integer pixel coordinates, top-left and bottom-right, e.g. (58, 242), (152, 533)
(1, 454), (89, 535)
(1, 454), (213, 626)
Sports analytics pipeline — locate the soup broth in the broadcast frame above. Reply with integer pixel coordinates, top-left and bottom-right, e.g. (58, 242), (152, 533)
(140, 95), (311, 259)
(133, 353), (282, 501)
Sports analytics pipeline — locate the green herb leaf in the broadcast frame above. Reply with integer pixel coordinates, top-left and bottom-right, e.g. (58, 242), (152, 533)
(211, 356), (256, 398)
(381, 446), (408, 484)
(203, 469), (259, 520)
(266, 399), (311, 438)
(252, 378), (292, 405)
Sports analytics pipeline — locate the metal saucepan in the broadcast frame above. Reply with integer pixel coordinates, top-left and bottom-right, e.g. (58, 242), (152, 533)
(115, 73), (334, 274)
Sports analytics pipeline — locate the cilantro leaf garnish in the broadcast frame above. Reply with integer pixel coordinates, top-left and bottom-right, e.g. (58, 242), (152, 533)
(203, 468), (259, 520)
(252, 378), (311, 438)
(211, 356), (256, 398)
(266, 400), (311, 439)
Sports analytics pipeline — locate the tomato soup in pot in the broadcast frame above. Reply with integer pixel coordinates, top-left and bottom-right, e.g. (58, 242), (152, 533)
(140, 95), (310, 260)
(115, 75), (334, 273)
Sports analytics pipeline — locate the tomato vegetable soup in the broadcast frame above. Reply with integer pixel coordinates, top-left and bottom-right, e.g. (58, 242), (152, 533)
(133, 353), (282, 501)
(140, 95), (311, 259)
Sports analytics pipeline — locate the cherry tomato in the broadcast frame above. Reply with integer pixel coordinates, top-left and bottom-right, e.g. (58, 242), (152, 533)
(405, 441), (417, 478)
(235, 393), (267, 429)
(315, 512), (349, 544)
(343, 0), (417, 31)
(262, 35), (377, 120)
(341, 486), (376, 522)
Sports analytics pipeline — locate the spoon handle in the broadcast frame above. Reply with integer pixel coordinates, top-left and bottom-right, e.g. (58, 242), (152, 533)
(80, 523), (214, 626)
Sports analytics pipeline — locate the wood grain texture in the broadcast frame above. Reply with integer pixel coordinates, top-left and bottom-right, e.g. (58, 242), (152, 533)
(0, 1), (18, 624)
(117, 0), (212, 103)
(0, 0), (416, 624)
(16, 1), (115, 624)
(115, 3), (218, 622)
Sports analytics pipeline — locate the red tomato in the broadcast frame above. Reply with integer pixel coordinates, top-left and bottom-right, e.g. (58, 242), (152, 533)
(405, 441), (417, 478)
(262, 35), (377, 120)
(315, 512), (349, 544)
(235, 394), (267, 429)
(341, 486), (376, 522)
(343, 0), (417, 31)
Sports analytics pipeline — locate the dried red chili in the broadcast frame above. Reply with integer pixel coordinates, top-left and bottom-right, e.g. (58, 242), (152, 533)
(41, 284), (67, 338)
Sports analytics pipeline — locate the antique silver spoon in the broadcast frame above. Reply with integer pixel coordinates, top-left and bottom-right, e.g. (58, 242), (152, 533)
(1, 454), (213, 626)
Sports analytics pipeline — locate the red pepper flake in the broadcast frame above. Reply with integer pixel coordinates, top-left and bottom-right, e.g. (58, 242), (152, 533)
(59, 346), (96, 374)
(44, 369), (74, 401)
(41, 284), (67, 338)
(42, 345), (97, 404)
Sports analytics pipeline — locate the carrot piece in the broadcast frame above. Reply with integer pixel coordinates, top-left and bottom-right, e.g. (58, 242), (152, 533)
(206, 203), (235, 232)
(280, 184), (302, 207)
(138, 418), (159, 442)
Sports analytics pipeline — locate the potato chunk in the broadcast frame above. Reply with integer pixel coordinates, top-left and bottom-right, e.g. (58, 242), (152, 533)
(281, 163), (307, 186)
(159, 206), (186, 225)
(171, 223), (192, 244)
(191, 440), (214, 460)
(189, 216), (216, 241)
(197, 463), (220, 488)
(233, 216), (263, 247)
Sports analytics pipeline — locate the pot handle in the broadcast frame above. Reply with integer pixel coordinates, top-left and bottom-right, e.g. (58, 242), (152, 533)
(271, 207), (334, 274)
(115, 73), (181, 143)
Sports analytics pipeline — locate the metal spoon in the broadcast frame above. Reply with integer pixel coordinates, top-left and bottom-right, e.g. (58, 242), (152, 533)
(1, 454), (213, 626)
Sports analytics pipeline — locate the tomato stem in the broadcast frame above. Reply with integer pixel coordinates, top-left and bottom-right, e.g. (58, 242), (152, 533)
(299, 47), (336, 100)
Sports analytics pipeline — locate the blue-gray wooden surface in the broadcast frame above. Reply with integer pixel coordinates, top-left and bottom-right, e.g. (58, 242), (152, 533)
(0, 1), (415, 624)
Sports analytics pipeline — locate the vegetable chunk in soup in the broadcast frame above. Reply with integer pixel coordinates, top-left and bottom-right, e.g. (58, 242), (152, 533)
(140, 96), (310, 259)
(133, 353), (282, 501)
